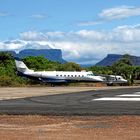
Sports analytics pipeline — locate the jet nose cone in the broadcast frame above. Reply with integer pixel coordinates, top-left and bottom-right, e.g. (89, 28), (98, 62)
(124, 79), (128, 83)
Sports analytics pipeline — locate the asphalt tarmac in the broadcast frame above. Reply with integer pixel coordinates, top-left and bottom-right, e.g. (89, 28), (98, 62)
(0, 87), (140, 115)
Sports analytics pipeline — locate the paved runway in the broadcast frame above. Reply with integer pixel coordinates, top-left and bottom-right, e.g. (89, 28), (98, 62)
(0, 87), (140, 115)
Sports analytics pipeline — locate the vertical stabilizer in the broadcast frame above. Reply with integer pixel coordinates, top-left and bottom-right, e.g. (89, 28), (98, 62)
(14, 57), (30, 73)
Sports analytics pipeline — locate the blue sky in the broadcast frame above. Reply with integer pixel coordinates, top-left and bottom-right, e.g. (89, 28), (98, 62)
(0, 0), (140, 64)
(0, 0), (139, 39)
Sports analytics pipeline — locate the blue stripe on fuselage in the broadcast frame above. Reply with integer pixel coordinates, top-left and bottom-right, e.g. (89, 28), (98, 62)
(17, 71), (71, 83)
(17, 71), (40, 81)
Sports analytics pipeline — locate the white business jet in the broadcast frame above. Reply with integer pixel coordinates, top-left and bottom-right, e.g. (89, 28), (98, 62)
(15, 57), (103, 85)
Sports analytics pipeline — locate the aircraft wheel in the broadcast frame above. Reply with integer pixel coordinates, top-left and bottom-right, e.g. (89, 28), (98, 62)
(51, 83), (55, 87)
(107, 83), (113, 86)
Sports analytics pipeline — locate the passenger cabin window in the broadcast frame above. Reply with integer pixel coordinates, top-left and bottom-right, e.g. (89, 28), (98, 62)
(110, 77), (115, 80)
(87, 74), (94, 76)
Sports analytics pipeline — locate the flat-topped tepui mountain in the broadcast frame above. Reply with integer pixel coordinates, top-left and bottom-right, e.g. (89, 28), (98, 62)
(1, 49), (66, 63)
(17, 49), (66, 63)
(95, 54), (140, 66)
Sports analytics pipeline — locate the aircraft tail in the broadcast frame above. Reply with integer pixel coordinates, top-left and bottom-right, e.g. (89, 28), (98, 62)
(14, 57), (30, 73)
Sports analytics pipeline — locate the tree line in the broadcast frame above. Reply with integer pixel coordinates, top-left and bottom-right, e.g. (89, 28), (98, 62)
(0, 52), (140, 86)
(88, 54), (140, 85)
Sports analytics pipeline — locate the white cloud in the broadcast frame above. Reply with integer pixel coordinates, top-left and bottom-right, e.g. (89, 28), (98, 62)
(31, 14), (46, 19)
(112, 24), (140, 42)
(77, 21), (102, 26)
(76, 30), (108, 41)
(20, 31), (47, 41)
(0, 39), (53, 52)
(0, 40), (26, 50)
(99, 6), (140, 20)
(78, 6), (140, 27)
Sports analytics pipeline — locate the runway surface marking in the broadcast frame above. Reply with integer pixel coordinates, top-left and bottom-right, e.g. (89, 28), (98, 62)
(93, 91), (140, 101)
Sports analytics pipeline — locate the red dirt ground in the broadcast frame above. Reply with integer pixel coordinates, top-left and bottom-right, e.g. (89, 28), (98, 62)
(0, 115), (139, 140)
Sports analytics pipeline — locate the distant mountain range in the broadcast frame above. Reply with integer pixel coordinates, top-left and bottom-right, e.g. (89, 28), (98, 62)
(1, 49), (66, 63)
(95, 54), (140, 66)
